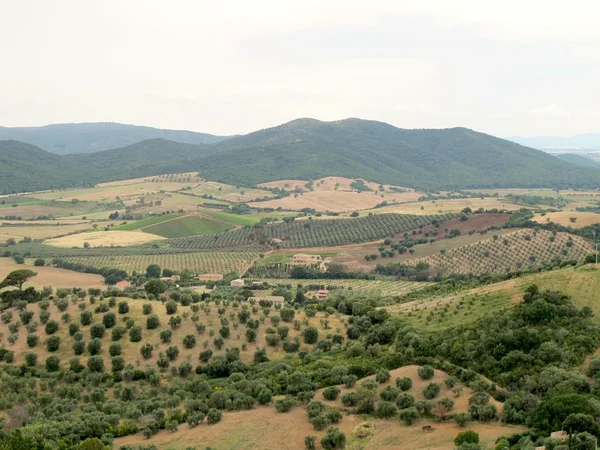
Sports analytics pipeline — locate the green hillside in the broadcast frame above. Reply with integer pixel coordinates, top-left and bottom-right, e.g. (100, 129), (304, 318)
(2, 118), (600, 194)
(142, 215), (234, 238)
(555, 153), (600, 168)
(0, 122), (231, 154)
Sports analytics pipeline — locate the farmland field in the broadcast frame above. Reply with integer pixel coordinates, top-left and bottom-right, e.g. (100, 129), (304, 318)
(112, 213), (182, 230)
(406, 229), (593, 276)
(45, 230), (165, 248)
(263, 278), (432, 297)
(533, 210), (600, 228)
(52, 250), (260, 274)
(142, 215), (235, 238)
(359, 197), (524, 216)
(186, 180), (275, 202)
(0, 221), (108, 241)
(0, 257), (104, 289)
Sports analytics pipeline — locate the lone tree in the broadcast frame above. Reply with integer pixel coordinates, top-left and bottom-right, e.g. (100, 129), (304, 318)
(0, 270), (37, 290)
(145, 279), (167, 297)
(146, 264), (161, 279)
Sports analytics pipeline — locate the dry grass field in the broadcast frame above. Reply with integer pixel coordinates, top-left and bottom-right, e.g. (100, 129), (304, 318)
(0, 222), (109, 241)
(187, 181), (275, 202)
(45, 230), (165, 248)
(360, 197), (523, 216)
(116, 365), (524, 450)
(533, 211), (600, 228)
(0, 258), (104, 289)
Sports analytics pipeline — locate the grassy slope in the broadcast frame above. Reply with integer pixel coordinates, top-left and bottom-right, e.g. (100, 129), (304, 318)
(113, 214), (182, 231)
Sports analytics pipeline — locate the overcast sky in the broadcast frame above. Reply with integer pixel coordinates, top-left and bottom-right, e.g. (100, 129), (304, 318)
(1, 0), (599, 137)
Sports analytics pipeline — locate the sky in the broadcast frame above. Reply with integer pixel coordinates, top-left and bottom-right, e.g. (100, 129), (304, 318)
(1, 0), (599, 137)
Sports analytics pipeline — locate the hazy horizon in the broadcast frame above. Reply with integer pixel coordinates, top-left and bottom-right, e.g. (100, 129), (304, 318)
(1, 0), (599, 137)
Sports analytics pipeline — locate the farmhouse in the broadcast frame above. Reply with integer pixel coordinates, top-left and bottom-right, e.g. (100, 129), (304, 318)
(290, 253), (328, 272)
(230, 279), (245, 287)
(317, 289), (330, 300)
(197, 274), (224, 281)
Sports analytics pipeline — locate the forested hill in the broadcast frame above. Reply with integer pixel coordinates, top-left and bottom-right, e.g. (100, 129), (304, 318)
(1, 118), (600, 194)
(187, 118), (600, 189)
(555, 153), (600, 168)
(0, 122), (231, 154)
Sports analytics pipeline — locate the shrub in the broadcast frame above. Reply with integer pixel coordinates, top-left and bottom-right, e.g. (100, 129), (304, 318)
(303, 327), (319, 344)
(146, 314), (160, 330)
(44, 320), (59, 335)
(72, 339), (85, 355)
(423, 383), (441, 400)
(45, 335), (60, 352)
(380, 386), (399, 402)
(87, 355), (104, 372)
(90, 323), (106, 339)
(399, 406), (420, 425)
(418, 365), (435, 380)
(111, 355), (125, 372)
(375, 369), (391, 383)
(80, 311), (93, 326)
(320, 427), (346, 450)
(102, 312), (116, 328)
(275, 397), (295, 413)
(326, 408), (342, 424)
(206, 408), (222, 424)
(129, 326), (142, 342)
(165, 301), (178, 315)
(323, 386), (340, 401)
(87, 338), (102, 355)
(377, 401), (397, 418)
(166, 346), (179, 361)
(26, 333), (39, 348)
(142, 304), (153, 315)
(183, 334), (196, 349)
(109, 343), (122, 356)
(310, 415), (330, 431)
(396, 377), (412, 391)
(111, 325), (126, 341)
(454, 430), (479, 446)
(118, 302), (129, 314)
(454, 412), (470, 427)
(140, 344), (153, 359)
(68, 322), (80, 336)
(45, 355), (60, 372)
(341, 392), (358, 407)
(25, 352), (37, 367)
(160, 329), (173, 343)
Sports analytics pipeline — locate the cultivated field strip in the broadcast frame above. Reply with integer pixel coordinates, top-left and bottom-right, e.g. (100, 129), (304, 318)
(263, 278), (432, 296)
(40, 251), (259, 275)
(406, 229), (593, 276)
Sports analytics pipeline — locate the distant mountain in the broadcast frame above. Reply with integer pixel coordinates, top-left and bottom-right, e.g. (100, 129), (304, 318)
(1, 118), (600, 195)
(187, 118), (600, 190)
(555, 153), (600, 168)
(508, 134), (600, 150)
(0, 122), (231, 154)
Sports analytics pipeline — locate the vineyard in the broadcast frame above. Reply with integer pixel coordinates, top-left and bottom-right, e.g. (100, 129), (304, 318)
(262, 278), (433, 297)
(406, 229), (594, 276)
(264, 213), (457, 248)
(28, 250), (259, 275)
(113, 214), (182, 231)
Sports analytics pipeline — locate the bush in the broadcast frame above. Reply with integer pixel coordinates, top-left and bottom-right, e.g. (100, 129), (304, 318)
(68, 322), (80, 336)
(206, 408), (222, 424)
(341, 392), (358, 407)
(310, 415), (330, 431)
(454, 412), (470, 427)
(90, 323), (106, 339)
(44, 320), (59, 335)
(26, 333), (39, 348)
(25, 352), (37, 367)
(109, 343), (122, 356)
(111, 355), (125, 372)
(380, 386), (399, 402)
(454, 430), (479, 446)
(140, 344), (153, 359)
(377, 401), (397, 418)
(326, 408), (342, 424)
(129, 326), (142, 342)
(45, 355), (60, 372)
(102, 312), (116, 328)
(165, 301), (178, 315)
(399, 406), (420, 425)
(142, 303), (153, 315)
(87, 338), (102, 355)
(375, 369), (391, 383)
(396, 393), (415, 409)
(320, 427), (346, 450)
(72, 339), (85, 355)
(87, 355), (104, 372)
(423, 383), (441, 400)
(160, 329), (173, 343)
(275, 397), (295, 413)
(303, 327), (319, 344)
(118, 301), (129, 314)
(183, 334), (197, 349)
(396, 377), (412, 391)
(111, 325), (126, 341)
(46, 335), (60, 352)
(323, 386), (340, 401)
(80, 311), (93, 326)
(418, 365), (435, 380)
(34, 258), (45, 267)
(146, 314), (160, 330)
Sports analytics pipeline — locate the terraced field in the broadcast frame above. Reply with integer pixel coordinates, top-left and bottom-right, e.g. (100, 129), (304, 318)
(406, 229), (593, 276)
(263, 278), (432, 297)
(112, 213), (182, 231)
